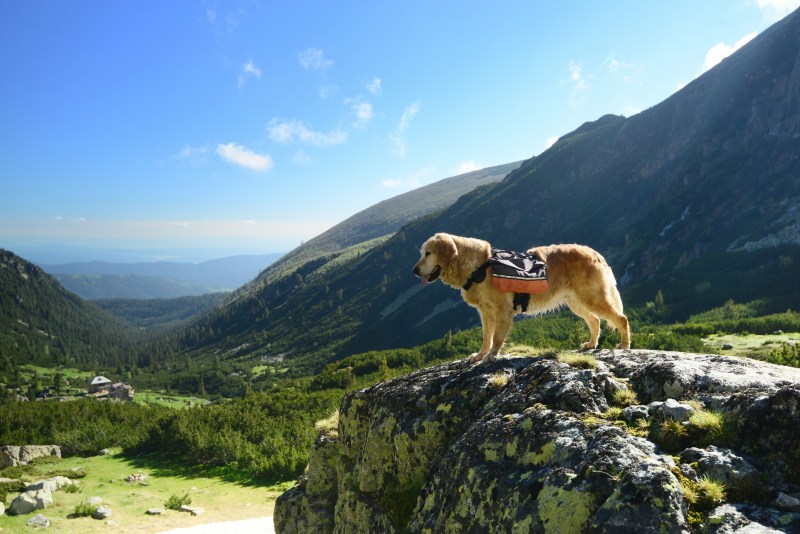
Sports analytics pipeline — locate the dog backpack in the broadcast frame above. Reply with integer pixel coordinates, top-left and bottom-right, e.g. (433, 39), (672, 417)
(462, 248), (548, 313)
(463, 248), (549, 303)
(486, 249), (548, 294)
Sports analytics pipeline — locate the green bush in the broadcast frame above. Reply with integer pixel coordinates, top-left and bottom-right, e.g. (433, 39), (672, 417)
(164, 492), (192, 510)
(72, 501), (97, 517)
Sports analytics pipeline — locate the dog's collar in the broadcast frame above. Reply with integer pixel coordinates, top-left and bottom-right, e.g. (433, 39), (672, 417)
(462, 259), (494, 291)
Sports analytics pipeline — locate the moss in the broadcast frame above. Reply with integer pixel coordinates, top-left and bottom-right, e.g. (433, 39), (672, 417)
(381, 473), (426, 533)
(522, 441), (556, 466)
(538, 483), (594, 533)
(393, 419), (445, 487)
(505, 438), (518, 458)
(512, 514), (535, 533)
(481, 441), (503, 462)
(435, 402), (452, 414)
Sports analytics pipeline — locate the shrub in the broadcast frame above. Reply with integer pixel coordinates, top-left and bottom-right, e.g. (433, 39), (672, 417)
(72, 501), (97, 517)
(165, 492), (192, 510)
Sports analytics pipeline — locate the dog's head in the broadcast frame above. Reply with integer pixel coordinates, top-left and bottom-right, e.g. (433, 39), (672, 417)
(412, 233), (457, 286)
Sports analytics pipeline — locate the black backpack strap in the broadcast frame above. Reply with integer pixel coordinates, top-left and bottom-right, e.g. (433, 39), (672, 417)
(463, 259), (495, 290)
(513, 292), (530, 312)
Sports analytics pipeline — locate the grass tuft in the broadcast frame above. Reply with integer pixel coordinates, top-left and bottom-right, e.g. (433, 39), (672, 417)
(611, 388), (638, 407)
(556, 353), (597, 369)
(314, 409), (340, 439)
(488, 371), (510, 389)
(696, 475), (726, 509)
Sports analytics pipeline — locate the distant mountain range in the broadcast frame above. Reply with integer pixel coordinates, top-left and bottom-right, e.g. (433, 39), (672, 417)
(173, 7), (800, 371)
(42, 254), (283, 299)
(0, 159), (523, 367)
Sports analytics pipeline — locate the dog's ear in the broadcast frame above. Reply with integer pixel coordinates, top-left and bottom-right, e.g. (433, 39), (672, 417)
(433, 233), (458, 264)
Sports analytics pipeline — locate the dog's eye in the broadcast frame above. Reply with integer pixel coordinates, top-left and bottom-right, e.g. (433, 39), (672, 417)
(425, 251), (431, 257)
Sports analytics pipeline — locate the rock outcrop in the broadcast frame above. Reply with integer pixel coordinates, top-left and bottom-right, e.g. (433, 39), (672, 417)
(275, 350), (800, 533)
(0, 445), (61, 468)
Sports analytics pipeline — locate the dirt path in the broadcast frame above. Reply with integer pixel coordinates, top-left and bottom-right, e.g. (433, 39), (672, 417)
(158, 516), (274, 534)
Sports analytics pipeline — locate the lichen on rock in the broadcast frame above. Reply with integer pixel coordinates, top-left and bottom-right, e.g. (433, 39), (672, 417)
(275, 349), (800, 533)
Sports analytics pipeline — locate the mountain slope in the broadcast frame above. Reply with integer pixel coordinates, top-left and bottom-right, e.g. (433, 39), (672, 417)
(255, 161), (522, 284)
(175, 8), (800, 372)
(0, 250), (138, 369)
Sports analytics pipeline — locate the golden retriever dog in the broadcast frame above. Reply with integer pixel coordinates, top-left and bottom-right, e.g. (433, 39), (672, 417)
(412, 233), (630, 363)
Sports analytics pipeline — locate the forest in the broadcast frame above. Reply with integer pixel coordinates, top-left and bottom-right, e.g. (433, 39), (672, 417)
(1, 299), (798, 484)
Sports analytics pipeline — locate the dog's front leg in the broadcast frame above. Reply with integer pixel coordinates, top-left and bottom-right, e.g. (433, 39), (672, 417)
(469, 308), (495, 363)
(484, 308), (513, 362)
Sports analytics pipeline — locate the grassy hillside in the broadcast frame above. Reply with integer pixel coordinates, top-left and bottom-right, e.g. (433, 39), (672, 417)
(0, 450), (282, 533)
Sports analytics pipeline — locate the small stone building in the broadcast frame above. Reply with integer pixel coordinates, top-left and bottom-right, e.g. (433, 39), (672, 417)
(87, 376), (112, 394)
(109, 382), (134, 400)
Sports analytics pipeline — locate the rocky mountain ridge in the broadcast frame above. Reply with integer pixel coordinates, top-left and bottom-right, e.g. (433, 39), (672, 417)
(276, 350), (800, 533)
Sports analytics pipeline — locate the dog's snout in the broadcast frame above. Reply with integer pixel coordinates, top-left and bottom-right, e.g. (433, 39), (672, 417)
(412, 265), (420, 276)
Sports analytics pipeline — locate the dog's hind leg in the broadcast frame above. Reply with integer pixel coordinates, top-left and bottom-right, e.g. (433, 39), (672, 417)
(603, 309), (630, 349)
(567, 300), (602, 350)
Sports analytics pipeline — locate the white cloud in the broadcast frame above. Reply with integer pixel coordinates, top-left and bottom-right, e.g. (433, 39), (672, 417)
(454, 161), (481, 174)
(345, 97), (374, 126)
(298, 48), (333, 72)
(238, 59), (262, 87)
(382, 167), (435, 189)
(268, 119), (347, 147)
(216, 142), (273, 171)
(703, 32), (758, 71)
(545, 136), (560, 150)
(174, 145), (209, 160)
(366, 77), (382, 95)
(567, 60), (590, 106)
(606, 56), (642, 86)
(756, 0), (800, 20)
(390, 102), (421, 157)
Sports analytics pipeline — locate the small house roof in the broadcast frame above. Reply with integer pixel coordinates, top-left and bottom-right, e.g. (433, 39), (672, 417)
(88, 376), (112, 386)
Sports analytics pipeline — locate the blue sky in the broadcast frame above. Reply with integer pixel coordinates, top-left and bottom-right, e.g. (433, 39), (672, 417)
(2, 1), (798, 259)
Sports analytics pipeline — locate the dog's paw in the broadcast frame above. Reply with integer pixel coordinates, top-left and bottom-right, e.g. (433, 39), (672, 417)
(580, 342), (597, 351)
(468, 352), (485, 363)
(615, 343), (631, 350)
(483, 352), (499, 363)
